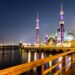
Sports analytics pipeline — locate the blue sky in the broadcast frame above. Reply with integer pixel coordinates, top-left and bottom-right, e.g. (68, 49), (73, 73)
(0, 0), (75, 44)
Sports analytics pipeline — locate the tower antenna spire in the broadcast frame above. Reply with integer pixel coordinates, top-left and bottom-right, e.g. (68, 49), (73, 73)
(61, 2), (63, 11)
(37, 11), (38, 19)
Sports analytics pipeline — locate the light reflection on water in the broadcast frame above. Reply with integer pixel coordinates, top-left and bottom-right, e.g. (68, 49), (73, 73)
(0, 48), (71, 75)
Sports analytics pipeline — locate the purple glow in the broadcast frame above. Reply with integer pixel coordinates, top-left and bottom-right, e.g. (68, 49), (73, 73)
(61, 15), (64, 20)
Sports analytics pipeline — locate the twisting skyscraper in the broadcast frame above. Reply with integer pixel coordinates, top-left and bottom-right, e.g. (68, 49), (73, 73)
(59, 3), (64, 44)
(36, 12), (39, 44)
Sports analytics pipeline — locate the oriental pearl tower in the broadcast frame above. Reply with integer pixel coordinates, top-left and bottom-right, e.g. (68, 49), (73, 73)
(59, 3), (64, 44)
(36, 12), (40, 44)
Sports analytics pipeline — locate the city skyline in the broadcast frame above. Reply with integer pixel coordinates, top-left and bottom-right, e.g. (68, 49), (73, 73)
(0, 0), (75, 44)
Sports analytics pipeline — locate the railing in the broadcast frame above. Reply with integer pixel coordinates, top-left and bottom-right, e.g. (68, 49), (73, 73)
(0, 50), (75, 75)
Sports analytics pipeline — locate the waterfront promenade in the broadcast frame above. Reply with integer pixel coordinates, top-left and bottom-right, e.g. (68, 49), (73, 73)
(0, 45), (75, 75)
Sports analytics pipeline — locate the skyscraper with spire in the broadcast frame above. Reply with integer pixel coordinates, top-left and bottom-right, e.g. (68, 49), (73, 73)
(36, 12), (39, 44)
(59, 3), (64, 44)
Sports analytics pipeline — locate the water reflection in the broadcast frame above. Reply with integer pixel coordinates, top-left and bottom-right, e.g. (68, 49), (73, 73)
(0, 47), (21, 69)
(0, 48), (71, 75)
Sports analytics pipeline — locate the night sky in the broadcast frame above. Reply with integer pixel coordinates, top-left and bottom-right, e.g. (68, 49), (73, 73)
(0, 0), (75, 44)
